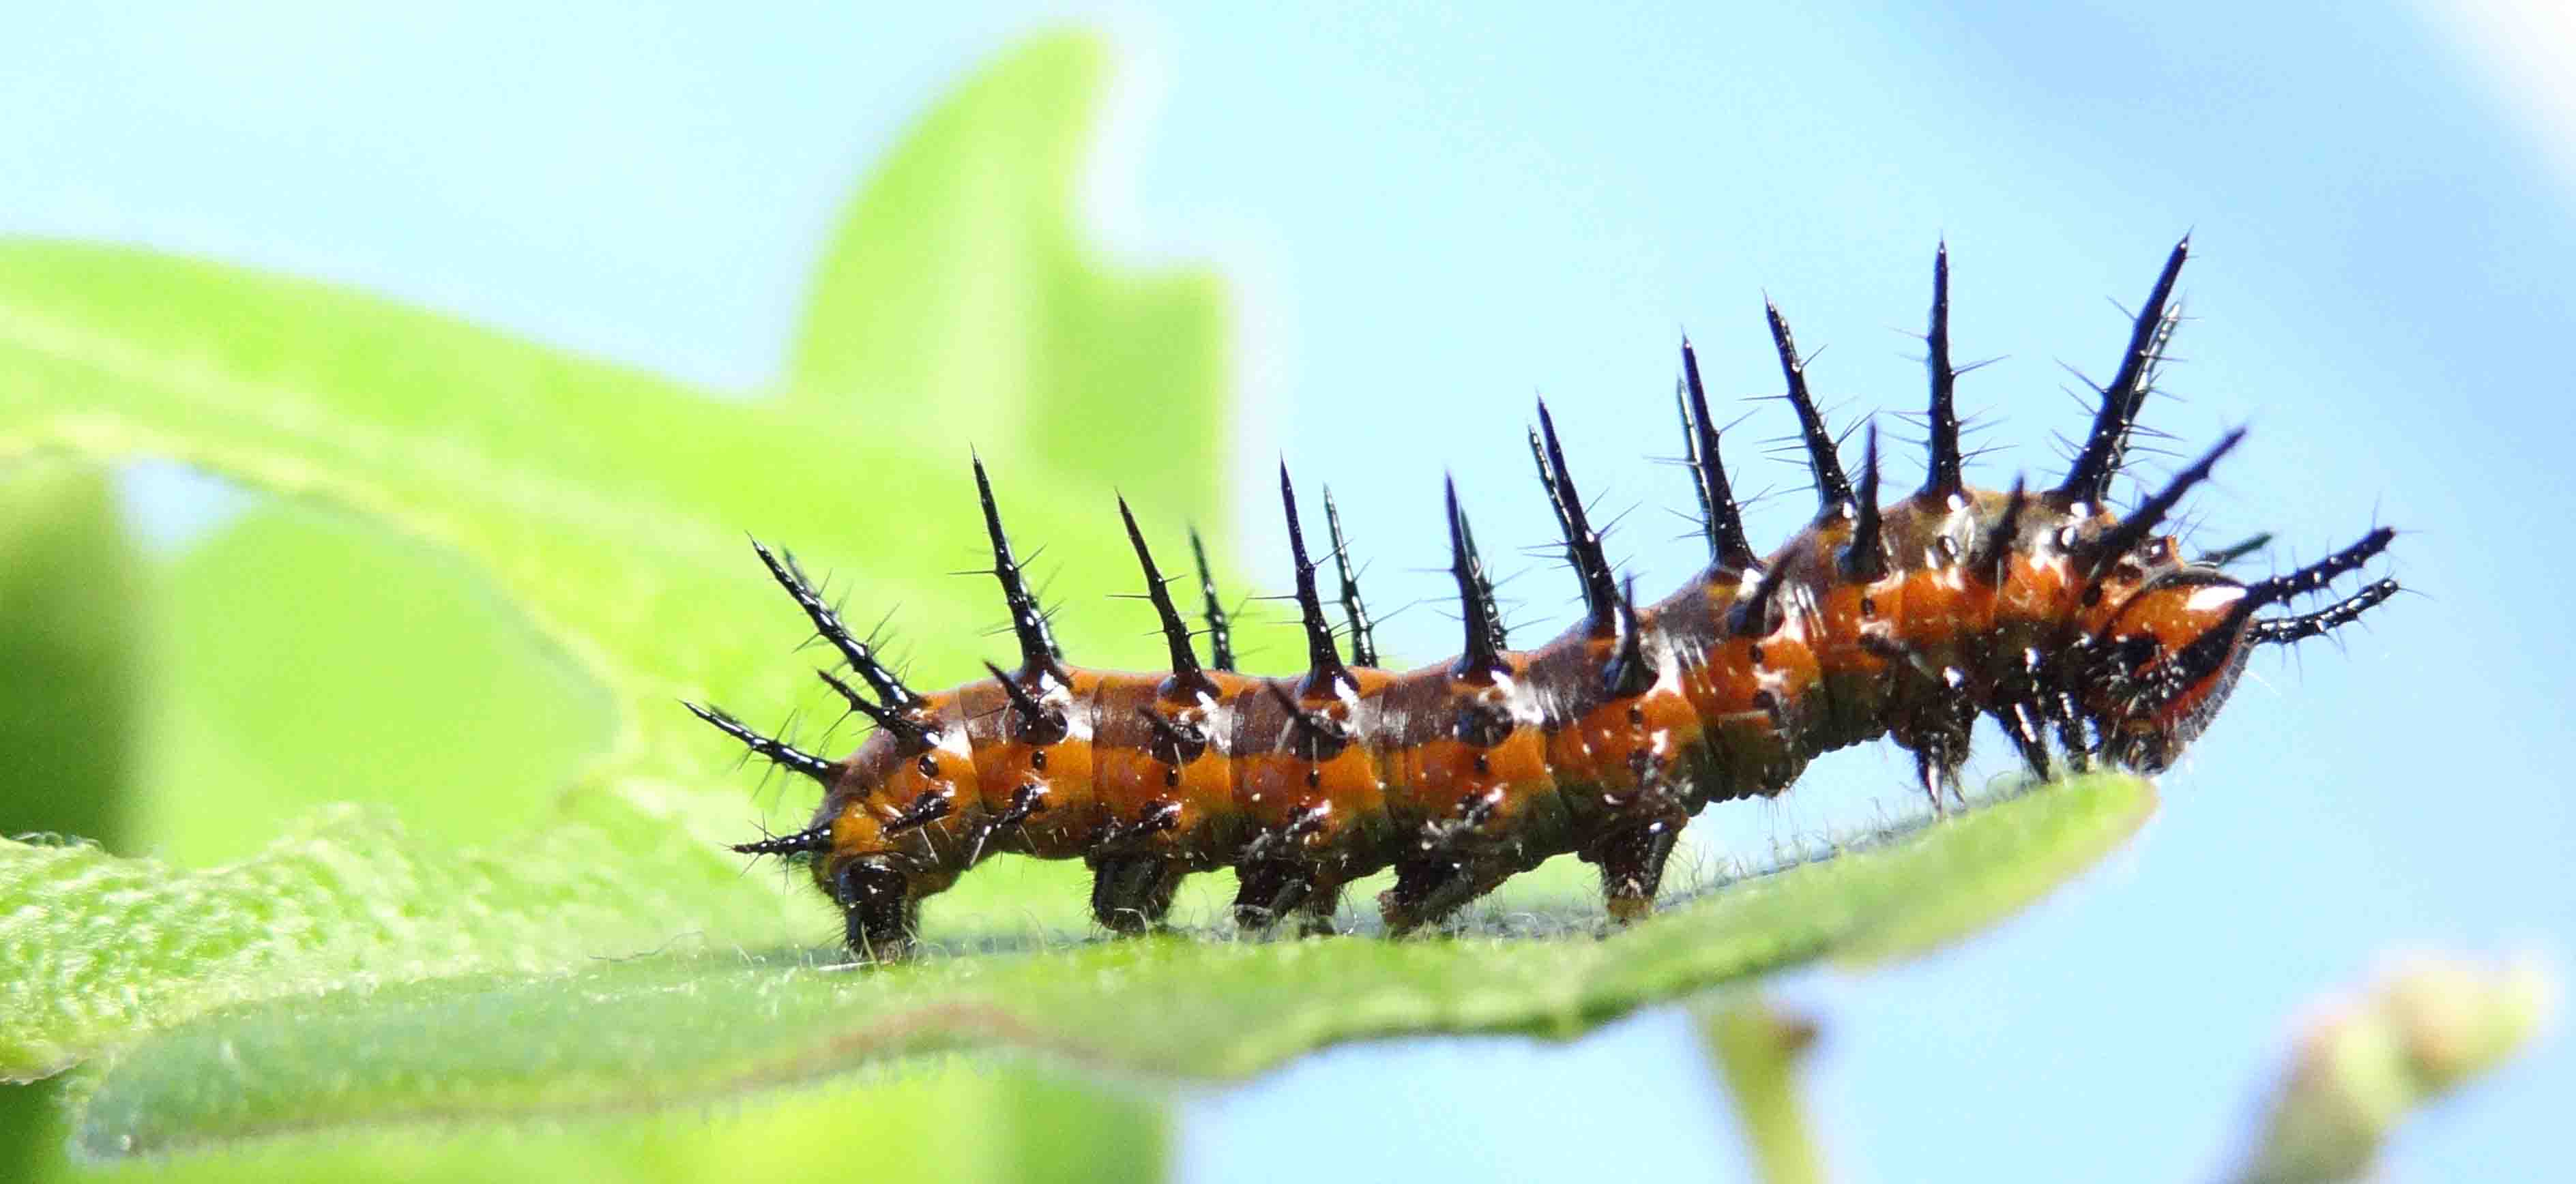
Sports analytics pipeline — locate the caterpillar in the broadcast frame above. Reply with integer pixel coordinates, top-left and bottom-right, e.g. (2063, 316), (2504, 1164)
(692, 240), (2399, 961)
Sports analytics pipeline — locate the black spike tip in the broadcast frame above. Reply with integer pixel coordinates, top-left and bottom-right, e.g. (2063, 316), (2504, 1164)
(1118, 497), (1214, 697)
(1525, 421), (1594, 621)
(732, 823), (835, 859)
(1922, 243), (1965, 500)
(2058, 237), (2191, 505)
(1279, 463), (1355, 699)
(1187, 527), (1237, 672)
(2244, 527), (2397, 608)
(1457, 485), (1509, 647)
(2251, 578), (2399, 645)
(1322, 486), (1379, 668)
(1680, 336), (1761, 572)
(1766, 299), (1855, 519)
(972, 452), (1067, 681)
(1534, 400), (1622, 634)
(749, 537), (921, 713)
(684, 701), (838, 784)
(1446, 475), (1509, 681)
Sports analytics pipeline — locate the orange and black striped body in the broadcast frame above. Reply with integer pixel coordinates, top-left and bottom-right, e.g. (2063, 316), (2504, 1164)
(694, 241), (2399, 960)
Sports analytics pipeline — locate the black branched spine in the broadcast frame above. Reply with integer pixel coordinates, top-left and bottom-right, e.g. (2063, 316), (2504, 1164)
(1680, 336), (1761, 572)
(1922, 243), (1965, 501)
(2058, 237), (2190, 507)
(1766, 299), (1854, 520)
(1279, 464), (1356, 699)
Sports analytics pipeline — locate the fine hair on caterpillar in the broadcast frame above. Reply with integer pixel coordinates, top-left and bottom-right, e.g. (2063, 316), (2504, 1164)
(692, 239), (2399, 962)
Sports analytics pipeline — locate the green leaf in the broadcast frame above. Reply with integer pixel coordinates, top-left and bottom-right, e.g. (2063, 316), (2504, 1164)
(72, 1061), (1167, 1183)
(71, 773), (2154, 1157)
(2226, 953), (2554, 1184)
(1697, 998), (1828, 1184)
(138, 499), (613, 865)
(0, 460), (141, 848)
(785, 34), (1229, 518)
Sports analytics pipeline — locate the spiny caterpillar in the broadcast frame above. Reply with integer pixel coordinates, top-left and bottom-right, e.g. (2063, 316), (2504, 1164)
(692, 241), (2398, 961)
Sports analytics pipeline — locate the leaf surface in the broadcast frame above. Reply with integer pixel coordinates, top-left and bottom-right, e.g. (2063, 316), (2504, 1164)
(71, 774), (2154, 1157)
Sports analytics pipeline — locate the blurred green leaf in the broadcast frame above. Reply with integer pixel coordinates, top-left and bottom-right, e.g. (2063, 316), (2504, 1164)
(67, 1060), (1165, 1184)
(1697, 998), (1828, 1184)
(2227, 953), (2553, 1184)
(70, 773), (2153, 1157)
(0, 460), (141, 848)
(138, 497), (613, 864)
(786, 34), (1227, 517)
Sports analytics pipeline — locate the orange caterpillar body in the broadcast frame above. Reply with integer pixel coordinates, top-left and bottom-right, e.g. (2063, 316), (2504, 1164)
(692, 242), (2397, 960)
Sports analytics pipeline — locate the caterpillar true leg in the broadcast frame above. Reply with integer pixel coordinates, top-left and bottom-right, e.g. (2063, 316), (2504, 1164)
(1233, 861), (1337, 936)
(1587, 813), (1687, 924)
(833, 861), (918, 963)
(1087, 854), (1186, 934)
(1382, 853), (1520, 935)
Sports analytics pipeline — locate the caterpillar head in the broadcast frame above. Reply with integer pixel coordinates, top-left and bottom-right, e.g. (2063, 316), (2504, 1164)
(2081, 525), (2398, 773)
(2085, 565), (2259, 773)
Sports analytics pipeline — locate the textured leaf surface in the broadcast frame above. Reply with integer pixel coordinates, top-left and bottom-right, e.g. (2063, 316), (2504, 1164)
(73, 773), (2152, 1157)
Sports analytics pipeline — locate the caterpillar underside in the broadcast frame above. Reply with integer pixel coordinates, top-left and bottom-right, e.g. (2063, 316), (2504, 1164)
(691, 241), (2399, 961)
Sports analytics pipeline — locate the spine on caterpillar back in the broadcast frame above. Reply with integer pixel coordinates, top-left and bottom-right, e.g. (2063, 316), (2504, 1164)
(693, 240), (2401, 961)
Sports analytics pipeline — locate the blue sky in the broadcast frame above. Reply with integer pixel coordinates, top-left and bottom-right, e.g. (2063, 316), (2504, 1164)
(6, 2), (2568, 1181)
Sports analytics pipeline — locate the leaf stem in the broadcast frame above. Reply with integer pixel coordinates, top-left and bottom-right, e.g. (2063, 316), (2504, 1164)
(1699, 996), (1829, 1184)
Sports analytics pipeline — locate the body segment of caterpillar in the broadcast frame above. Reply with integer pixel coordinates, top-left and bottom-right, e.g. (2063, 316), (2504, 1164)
(693, 241), (2399, 961)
